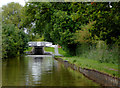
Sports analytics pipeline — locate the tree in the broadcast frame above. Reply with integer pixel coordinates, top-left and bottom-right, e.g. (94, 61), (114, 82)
(74, 21), (96, 44)
(88, 2), (120, 45)
(2, 24), (29, 58)
(2, 2), (23, 28)
(22, 2), (120, 55)
(2, 2), (29, 58)
(21, 2), (91, 55)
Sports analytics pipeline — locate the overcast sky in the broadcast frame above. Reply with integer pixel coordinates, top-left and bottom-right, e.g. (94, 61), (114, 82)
(0, 0), (27, 7)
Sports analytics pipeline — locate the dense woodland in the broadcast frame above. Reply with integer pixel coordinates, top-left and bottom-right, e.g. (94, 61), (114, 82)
(2, 2), (120, 64)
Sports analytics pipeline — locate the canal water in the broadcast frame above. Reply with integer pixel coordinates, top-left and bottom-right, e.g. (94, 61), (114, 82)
(2, 56), (100, 86)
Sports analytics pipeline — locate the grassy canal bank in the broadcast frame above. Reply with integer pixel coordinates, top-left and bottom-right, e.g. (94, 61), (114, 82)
(61, 56), (119, 78)
(26, 47), (119, 78)
(44, 47), (119, 78)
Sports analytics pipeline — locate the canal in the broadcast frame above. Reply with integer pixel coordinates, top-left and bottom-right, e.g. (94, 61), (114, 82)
(2, 56), (100, 86)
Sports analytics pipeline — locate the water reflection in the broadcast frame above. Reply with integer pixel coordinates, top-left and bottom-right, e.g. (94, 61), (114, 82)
(32, 57), (43, 84)
(34, 57), (43, 63)
(2, 56), (99, 86)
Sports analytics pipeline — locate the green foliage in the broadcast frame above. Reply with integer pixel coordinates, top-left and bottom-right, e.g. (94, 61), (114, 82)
(22, 2), (120, 56)
(2, 2), (29, 59)
(31, 33), (45, 41)
(22, 2), (79, 55)
(2, 2), (23, 28)
(21, 2), (53, 35)
(50, 10), (78, 55)
(24, 47), (32, 52)
(2, 24), (29, 58)
(73, 21), (96, 44)
(76, 41), (119, 64)
(36, 35), (44, 41)
(89, 2), (120, 45)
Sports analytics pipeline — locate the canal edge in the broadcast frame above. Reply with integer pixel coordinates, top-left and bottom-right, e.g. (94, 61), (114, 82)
(54, 57), (120, 87)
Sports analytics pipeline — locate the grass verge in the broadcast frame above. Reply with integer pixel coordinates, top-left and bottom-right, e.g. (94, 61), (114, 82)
(24, 47), (32, 52)
(61, 56), (119, 78)
(44, 47), (55, 54)
(45, 47), (119, 78)
(44, 47), (70, 56)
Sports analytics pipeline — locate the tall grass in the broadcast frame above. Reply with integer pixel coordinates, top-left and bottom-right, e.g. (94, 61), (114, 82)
(76, 41), (119, 64)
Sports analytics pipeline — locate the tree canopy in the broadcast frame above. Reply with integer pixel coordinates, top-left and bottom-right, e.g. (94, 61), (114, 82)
(2, 2), (120, 57)
(21, 2), (120, 55)
(2, 2), (29, 58)
(2, 2), (23, 28)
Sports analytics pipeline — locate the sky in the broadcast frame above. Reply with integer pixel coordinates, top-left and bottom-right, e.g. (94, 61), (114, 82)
(0, 0), (27, 7)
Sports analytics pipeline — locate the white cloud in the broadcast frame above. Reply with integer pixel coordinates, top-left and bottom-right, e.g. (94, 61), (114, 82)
(0, 0), (26, 7)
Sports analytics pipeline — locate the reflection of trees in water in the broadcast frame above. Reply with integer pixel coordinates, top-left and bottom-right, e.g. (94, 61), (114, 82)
(2, 57), (28, 86)
(34, 57), (43, 63)
(2, 57), (98, 86)
(39, 60), (76, 86)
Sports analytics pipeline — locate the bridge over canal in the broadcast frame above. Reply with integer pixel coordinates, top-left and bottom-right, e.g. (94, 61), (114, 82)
(28, 41), (61, 56)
